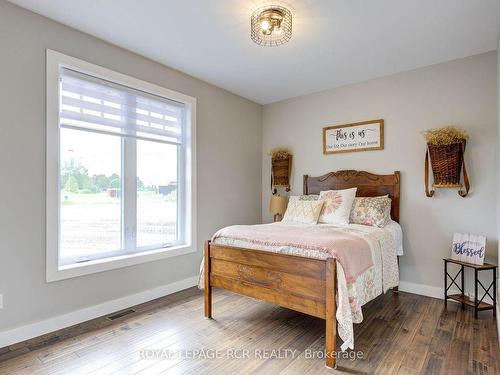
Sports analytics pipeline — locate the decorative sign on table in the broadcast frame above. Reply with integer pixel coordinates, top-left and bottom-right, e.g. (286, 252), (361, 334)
(451, 233), (486, 265)
(323, 119), (384, 155)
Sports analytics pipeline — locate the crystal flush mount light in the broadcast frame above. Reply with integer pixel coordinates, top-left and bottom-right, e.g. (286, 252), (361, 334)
(250, 4), (292, 46)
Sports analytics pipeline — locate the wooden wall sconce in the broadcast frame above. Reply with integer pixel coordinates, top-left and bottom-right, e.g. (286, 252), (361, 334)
(271, 150), (292, 192)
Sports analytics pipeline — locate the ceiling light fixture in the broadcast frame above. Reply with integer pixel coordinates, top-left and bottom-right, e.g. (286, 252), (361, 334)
(251, 4), (292, 46)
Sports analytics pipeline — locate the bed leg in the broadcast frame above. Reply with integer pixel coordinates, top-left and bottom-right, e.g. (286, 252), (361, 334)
(393, 257), (400, 293)
(325, 258), (337, 369)
(204, 240), (212, 319)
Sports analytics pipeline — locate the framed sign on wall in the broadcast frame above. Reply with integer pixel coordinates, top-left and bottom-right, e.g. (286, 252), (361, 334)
(323, 119), (384, 155)
(451, 233), (486, 265)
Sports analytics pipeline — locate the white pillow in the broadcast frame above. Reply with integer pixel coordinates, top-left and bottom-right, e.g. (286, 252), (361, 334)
(282, 199), (324, 224)
(318, 188), (357, 225)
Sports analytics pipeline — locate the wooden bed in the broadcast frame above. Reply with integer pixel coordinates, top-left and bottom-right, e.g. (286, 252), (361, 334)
(204, 170), (400, 369)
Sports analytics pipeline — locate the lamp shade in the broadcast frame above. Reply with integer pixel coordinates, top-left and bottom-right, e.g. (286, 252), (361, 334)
(269, 195), (288, 215)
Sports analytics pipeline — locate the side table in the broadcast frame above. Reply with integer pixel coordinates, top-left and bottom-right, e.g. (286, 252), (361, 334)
(443, 258), (497, 319)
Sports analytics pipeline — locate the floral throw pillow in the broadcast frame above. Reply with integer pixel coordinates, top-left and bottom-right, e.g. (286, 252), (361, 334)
(318, 188), (357, 225)
(350, 196), (392, 227)
(282, 199), (325, 224)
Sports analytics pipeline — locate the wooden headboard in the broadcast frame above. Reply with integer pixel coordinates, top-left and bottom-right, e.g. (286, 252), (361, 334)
(303, 170), (401, 223)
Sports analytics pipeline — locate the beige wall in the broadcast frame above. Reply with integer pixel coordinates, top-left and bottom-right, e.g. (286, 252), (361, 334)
(0, 1), (262, 331)
(262, 52), (498, 294)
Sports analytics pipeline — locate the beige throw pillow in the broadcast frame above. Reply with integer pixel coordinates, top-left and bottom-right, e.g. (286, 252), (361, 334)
(282, 199), (324, 224)
(288, 195), (320, 202)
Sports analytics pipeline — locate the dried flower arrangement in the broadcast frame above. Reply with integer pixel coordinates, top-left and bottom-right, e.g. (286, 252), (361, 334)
(271, 148), (291, 161)
(422, 126), (468, 145)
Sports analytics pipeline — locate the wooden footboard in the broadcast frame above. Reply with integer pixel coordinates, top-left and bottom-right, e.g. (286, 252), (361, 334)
(204, 240), (338, 369)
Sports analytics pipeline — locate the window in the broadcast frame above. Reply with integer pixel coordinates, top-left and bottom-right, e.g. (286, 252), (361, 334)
(46, 50), (196, 281)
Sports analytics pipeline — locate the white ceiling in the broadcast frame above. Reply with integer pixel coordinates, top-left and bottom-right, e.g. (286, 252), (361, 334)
(8, 0), (500, 104)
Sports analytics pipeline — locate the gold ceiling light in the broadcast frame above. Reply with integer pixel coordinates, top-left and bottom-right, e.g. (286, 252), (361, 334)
(251, 4), (292, 46)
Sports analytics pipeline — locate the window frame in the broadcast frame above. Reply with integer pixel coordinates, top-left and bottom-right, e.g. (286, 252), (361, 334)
(46, 49), (196, 282)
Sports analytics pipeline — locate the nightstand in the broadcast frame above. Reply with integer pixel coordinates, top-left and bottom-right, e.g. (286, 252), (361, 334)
(443, 258), (497, 318)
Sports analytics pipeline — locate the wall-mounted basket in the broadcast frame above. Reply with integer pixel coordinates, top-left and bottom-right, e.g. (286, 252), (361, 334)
(424, 127), (470, 197)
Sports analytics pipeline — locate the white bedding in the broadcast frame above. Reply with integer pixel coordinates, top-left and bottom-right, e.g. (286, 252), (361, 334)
(202, 220), (403, 351)
(383, 220), (404, 256)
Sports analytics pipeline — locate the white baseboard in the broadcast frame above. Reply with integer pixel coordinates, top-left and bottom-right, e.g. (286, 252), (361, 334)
(398, 281), (444, 299)
(0, 275), (198, 348)
(398, 280), (494, 305)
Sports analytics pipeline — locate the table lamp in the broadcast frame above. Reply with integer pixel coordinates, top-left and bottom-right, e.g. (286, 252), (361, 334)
(269, 195), (288, 222)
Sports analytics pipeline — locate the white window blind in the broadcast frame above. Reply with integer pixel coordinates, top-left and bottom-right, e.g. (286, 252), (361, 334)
(59, 67), (185, 144)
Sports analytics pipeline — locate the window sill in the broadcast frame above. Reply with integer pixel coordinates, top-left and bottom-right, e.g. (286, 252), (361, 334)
(46, 245), (196, 282)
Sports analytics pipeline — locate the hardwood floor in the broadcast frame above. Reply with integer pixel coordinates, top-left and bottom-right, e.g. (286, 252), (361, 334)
(0, 287), (498, 374)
